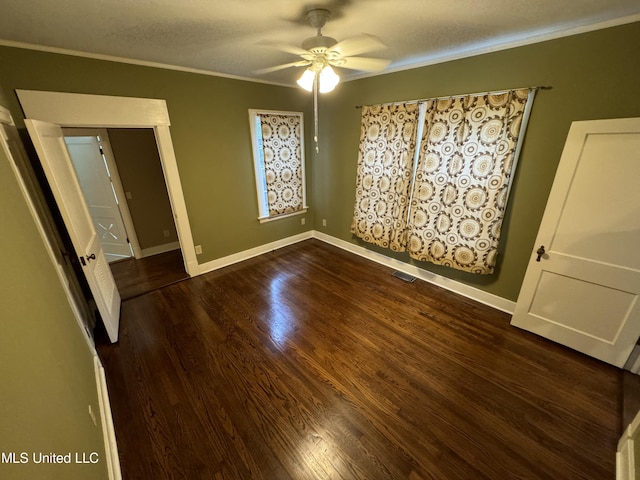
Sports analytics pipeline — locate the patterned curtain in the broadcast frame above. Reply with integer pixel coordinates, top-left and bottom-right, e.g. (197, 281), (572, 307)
(351, 103), (420, 251)
(260, 114), (304, 216)
(407, 89), (532, 274)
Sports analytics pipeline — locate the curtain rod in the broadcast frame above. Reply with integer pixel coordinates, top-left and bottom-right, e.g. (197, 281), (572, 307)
(354, 85), (552, 109)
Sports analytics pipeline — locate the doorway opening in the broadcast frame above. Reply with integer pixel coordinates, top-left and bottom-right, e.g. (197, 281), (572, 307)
(63, 127), (189, 299)
(18, 89), (199, 342)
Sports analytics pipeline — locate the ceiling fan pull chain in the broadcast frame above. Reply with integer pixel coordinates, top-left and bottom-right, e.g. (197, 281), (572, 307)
(314, 75), (319, 153)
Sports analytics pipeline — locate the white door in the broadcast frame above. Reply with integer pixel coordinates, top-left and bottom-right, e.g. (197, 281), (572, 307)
(512, 117), (640, 367)
(1, 115), (96, 342)
(64, 135), (132, 262)
(25, 119), (121, 343)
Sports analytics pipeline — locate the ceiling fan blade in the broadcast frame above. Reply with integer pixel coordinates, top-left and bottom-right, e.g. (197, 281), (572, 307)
(256, 40), (310, 57)
(254, 60), (311, 75)
(327, 34), (386, 57)
(336, 56), (391, 72)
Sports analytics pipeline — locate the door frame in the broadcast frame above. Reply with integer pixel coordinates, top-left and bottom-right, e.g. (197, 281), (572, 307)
(1, 106), (97, 349)
(17, 90), (198, 276)
(2, 106), (122, 479)
(63, 128), (143, 260)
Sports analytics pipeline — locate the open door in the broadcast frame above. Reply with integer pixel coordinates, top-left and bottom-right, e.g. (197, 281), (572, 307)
(64, 134), (133, 262)
(25, 119), (121, 342)
(512, 117), (640, 367)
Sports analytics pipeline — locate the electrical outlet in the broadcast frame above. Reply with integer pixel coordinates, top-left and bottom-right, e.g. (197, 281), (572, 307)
(322, 219), (327, 227)
(195, 245), (203, 255)
(301, 217), (306, 225)
(163, 229), (170, 237)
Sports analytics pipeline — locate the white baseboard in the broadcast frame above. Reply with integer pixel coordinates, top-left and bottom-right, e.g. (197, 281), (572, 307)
(141, 241), (180, 257)
(196, 231), (313, 275)
(313, 231), (516, 314)
(618, 408), (640, 480)
(194, 229), (514, 314)
(94, 355), (121, 480)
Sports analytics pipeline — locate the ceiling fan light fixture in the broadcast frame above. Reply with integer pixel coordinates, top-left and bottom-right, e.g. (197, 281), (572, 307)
(296, 68), (315, 91)
(319, 65), (339, 93)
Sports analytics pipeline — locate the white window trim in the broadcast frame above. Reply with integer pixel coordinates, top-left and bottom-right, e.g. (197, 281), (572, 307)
(258, 207), (309, 224)
(249, 109), (308, 221)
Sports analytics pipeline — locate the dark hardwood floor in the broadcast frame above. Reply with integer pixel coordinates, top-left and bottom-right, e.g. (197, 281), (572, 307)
(109, 249), (189, 300)
(97, 239), (624, 479)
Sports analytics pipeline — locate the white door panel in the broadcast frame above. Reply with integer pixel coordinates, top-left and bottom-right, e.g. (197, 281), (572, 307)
(84, 233), (120, 331)
(551, 132), (640, 269)
(25, 119), (120, 343)
(512, 118), (640, 367)
(65, 135), (132, 260)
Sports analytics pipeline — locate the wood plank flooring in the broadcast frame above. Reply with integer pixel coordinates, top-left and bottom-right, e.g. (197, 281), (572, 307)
(97, 239), (623, 479)
(109, 249), (189, 300)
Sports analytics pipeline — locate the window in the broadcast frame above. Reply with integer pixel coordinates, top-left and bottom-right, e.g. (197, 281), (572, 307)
(249, 109), (308, 222)
(351, 88), (536, 274)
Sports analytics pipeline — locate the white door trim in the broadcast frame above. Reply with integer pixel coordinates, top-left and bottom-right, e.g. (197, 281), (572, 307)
(94, 356), (122, 480)
(17, 90), (198, 276)
(17, 90), (171, 127)
(0, 107), (96, 350)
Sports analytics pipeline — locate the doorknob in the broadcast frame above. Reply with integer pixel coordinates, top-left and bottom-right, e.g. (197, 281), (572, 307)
(536, 246), (545, 262)
(86, 253), (96, 261)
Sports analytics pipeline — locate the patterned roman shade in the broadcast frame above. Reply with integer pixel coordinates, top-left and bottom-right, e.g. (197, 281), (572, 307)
(260, 114), (304, 217)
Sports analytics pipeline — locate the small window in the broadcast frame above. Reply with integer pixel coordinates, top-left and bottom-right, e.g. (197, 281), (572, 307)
(249, 109), (308, 222)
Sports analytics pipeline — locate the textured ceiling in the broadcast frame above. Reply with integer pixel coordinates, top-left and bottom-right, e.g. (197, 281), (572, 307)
(1, 0), (639, 87)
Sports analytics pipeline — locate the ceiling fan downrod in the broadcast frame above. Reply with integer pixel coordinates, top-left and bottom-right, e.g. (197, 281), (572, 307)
(302, 9), (338, 53)
(306, 8), (331, 32)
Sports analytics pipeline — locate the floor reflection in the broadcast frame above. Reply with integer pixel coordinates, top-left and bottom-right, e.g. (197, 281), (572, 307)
(268, 273), (295, 348)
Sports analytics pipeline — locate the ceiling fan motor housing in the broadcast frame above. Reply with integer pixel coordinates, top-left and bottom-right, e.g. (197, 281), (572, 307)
(307, 8), (331, 29)
(256, 6), (386, 77)
(302, 35), (338, 53)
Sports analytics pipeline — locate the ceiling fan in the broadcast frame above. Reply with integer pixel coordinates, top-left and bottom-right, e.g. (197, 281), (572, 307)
(257, 8), (390, 152)
(256, 8), (390, 92)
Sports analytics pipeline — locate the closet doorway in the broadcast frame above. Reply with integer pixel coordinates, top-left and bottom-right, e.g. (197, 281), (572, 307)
(63, 127), (189, 300)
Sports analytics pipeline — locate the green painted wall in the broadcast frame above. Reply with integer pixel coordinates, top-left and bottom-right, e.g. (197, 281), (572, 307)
(1, 20), (636, 480)
(315, 21), (640, 301)
(0, 46), (315, 264)
(107, 128), (178, 250)
(0, 135), (108, 479)
(1, 21), (639, 302)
